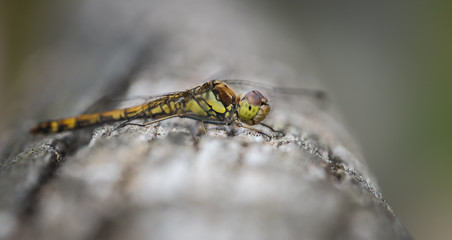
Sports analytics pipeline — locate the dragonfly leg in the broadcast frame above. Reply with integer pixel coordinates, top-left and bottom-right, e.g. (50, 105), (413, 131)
(141, 114), (232, 127)
(200, 121), (207, 134)
(177, 115), (273, 139)
(178, 115), (232, 126)
(108, 115), (180, 134)
(113, 114), (234, 135)
(260, 122), (285, 137)
(179, 115), (232, 135)
(142, 115), (180, 126)
(109, 113), (144, 132)
(110, 119), (139, 133)
(236, 123), (271, 139)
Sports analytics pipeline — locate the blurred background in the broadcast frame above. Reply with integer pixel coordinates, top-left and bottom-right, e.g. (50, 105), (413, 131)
(1, 0), (451, 239)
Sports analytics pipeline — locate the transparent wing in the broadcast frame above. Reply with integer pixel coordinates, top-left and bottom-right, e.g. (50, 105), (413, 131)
(110, 90), (186, 105)
(221, 79), (329, 108)
(83, 90), (187, 114)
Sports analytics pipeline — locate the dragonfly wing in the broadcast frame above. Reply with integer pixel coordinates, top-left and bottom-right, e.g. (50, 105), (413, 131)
(221, 79), (328, 108)
(83, 90), (188, 114)
(113, 90), (188, 105)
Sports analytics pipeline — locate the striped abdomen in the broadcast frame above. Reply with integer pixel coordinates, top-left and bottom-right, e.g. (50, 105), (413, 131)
(29, 95), (185, 134)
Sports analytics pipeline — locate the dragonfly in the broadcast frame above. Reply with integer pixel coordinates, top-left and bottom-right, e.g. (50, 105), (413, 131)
(30, 80), (325, 138)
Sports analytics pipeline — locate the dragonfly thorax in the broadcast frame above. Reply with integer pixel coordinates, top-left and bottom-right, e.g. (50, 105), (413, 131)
(211, 80), (235, 107)
(237, 90), (270, 125)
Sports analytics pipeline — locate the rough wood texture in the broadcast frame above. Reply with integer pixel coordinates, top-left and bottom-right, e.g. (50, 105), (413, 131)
(0, 1), (411, 239)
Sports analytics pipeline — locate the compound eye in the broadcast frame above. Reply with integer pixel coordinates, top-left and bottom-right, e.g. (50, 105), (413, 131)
(238, 91), (270, 125)
(244, 91), (267, 106)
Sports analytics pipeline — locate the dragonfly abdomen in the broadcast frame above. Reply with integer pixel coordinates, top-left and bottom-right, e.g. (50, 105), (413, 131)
(29, 97), (184, 134)
(141, 98), (183, 118)
(29, 108), (135, 134)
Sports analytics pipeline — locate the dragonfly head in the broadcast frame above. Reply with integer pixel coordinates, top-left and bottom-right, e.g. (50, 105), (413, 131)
(237, 90), (270, 125)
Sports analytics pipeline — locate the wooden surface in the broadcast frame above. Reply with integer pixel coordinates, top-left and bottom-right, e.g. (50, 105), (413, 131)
(0, 1), (411, 239)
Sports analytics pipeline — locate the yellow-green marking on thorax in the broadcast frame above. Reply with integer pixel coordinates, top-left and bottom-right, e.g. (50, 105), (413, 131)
(186, 90), (228, 117)
(186, 99), (208, 116)
(205, 90), (226, 113)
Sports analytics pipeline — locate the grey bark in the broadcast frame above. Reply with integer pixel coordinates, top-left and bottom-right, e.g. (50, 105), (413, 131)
(0, 1), (411, 239)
